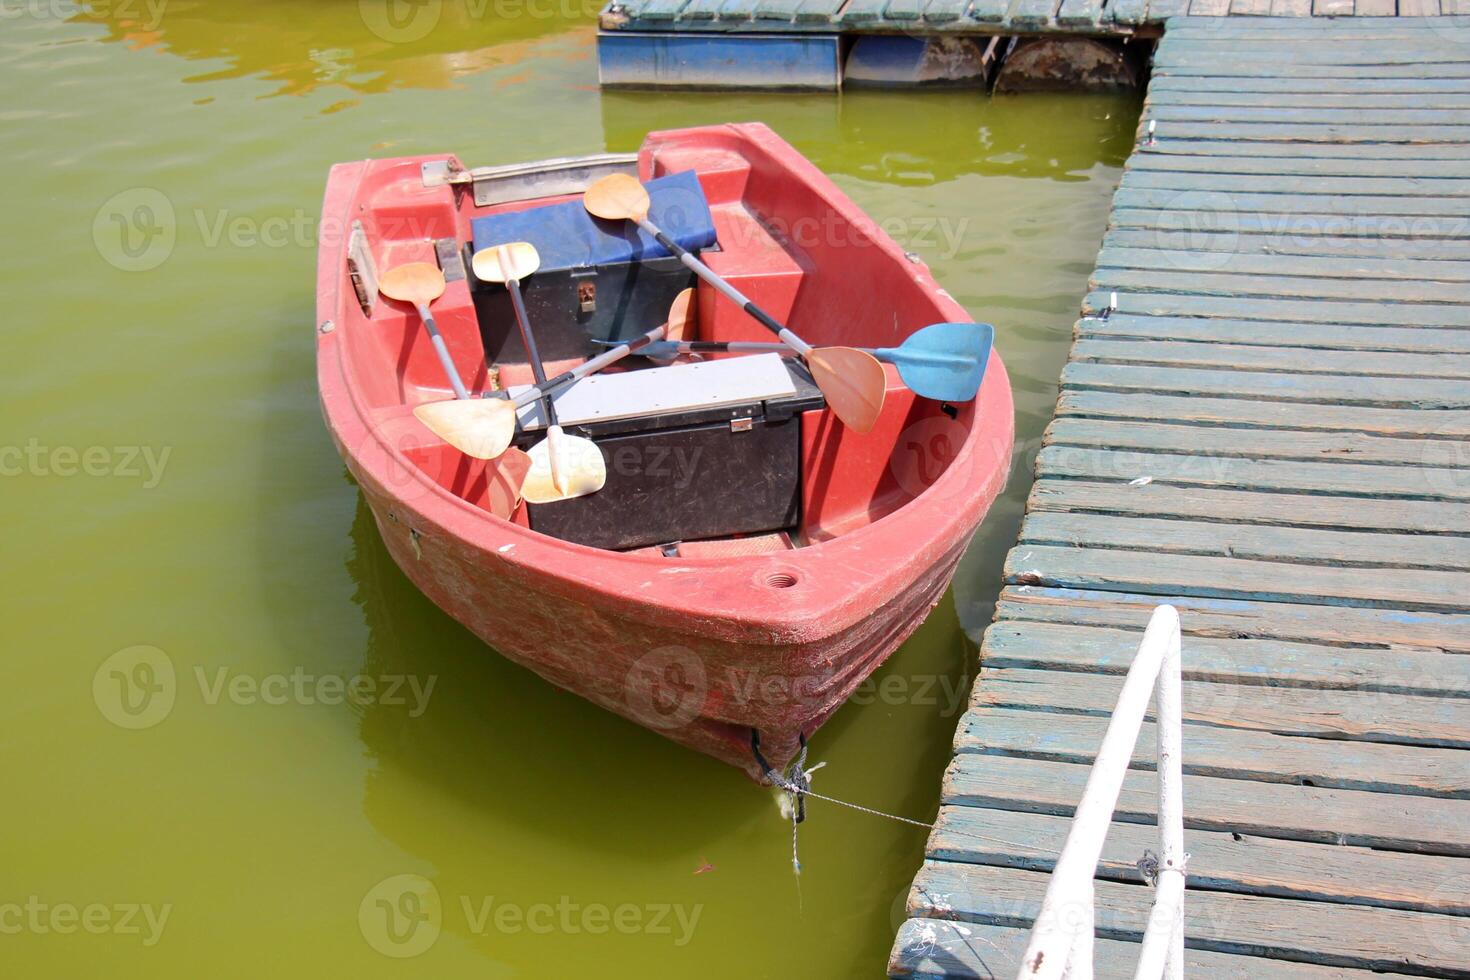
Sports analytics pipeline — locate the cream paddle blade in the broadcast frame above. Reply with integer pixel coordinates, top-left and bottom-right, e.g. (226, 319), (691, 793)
(521, 431), (606, 505)
(470, 242), (541, 284)
(412, 398), (518, 460)
(581, 175), (885, 432)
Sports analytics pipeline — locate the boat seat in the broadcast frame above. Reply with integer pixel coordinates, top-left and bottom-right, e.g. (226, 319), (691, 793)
(469, 170), (717, 271)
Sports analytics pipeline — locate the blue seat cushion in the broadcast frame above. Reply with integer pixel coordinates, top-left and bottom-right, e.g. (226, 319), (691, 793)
(470, 170), (716, 273)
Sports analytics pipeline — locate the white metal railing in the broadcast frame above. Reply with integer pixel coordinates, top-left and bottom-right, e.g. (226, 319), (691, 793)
(1016, 604), (1186, 980)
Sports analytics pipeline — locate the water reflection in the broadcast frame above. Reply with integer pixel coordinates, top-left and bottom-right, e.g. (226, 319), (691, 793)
(71, 0), (597, 96)
(600, 90), (1142, 183)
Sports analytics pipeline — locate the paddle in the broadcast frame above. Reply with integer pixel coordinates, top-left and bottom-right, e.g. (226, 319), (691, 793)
(472, 242), (605, 505)
(382, 263), (533, 484)
(582, 173), (886, 434)
(413, 289), (694, 464)
(596, 321), (994, 403)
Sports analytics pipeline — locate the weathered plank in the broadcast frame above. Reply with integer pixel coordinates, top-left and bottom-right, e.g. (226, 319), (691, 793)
(1061, 362), (1470, 410)
(1146, 0), (1193, 17)
(996, 584), (1470, 652)
(1048, 414), (1469, 466)
(1006, 0), (1059, 26)
(793, 0), (846, 20)
(984, 618), (1469, 694)
(968, 0), (1009, 20)
(1356, 0), (1396, 13)
(980, 665), (1470, 749)
(1057, 388), (1470, 438)
(1091, 266), (1470, 303)
(1081, 289), (1470, 327)
(1147, 76), (1470, 98)
(1120, 168), (1470, 196)
(920, 0), (972, 20)
(1077, 311), (1470, 353)
(1107, 0), (1148, 21)
(1136, 137), (1470, 158)
(1056, 0), (1104, 25)
(1068, 337), (1470, 377)
(752, 0), (803, 17)
(1189, 0), (1231, 13)
(1028, 476), (1470, 536)
(1153, 40), (1470, 64)
(1154, 63), (1470, 80)
(1102, 228), (1470, 263)
(1147, 90), (1470, 109)
(637, 0), (691, 17)
(1269, 0), (1312, 12)
(1038, 441), (1470, 504)
(1148, 104), (1470, 127)
(956, 705), (1470, 797)
(1229, 0), (1271, 13)
(891, 917), (1425, 979)
(1114, 186), (1470, 217)
(1020, 506), (1470, 572)
(944, 748), (1470, 852)
(1402, 0), (1443, 12)
(931, 807), (1470, 912)
(1313, 0), (1354, 12)
(1109, 210), (1470, 247)
(909, 861), (1470, 975)
(1008, 539), (1470, 612)
(839, 0), (889, 20)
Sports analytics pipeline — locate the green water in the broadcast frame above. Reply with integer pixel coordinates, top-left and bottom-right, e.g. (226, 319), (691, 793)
(1, 3), (1137, 976)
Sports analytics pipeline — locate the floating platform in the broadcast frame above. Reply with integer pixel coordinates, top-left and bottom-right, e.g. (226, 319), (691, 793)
(889, 13), (1470, 978)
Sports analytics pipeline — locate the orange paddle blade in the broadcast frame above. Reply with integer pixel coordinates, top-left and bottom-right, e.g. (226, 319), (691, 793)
(805, 347), (886, 434)
(487, 448), (532, 520)
(665, 287), (694, 344)
(412, 398), (518, 460)
(583, 172), (650, 223)
(378, 262), (446, 306)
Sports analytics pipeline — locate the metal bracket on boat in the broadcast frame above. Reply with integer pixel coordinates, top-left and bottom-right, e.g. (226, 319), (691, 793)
(347, 221), (379, 317)
(428, 153), (640, 208)
(421, 159), (468, 188)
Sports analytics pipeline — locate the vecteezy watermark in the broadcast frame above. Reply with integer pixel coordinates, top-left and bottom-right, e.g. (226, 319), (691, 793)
(92, 646), (437, 729)
(91, 188), (441, 273)
(0, 897), (171, 947)
(0, 0), (169, 29)
(0, 439), (171, 488)
(358, 874), (703, 958)
(623, 646), (707, 731)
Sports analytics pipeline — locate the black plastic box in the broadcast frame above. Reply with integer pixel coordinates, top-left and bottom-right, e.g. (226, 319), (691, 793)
(514, 360), (824, 551)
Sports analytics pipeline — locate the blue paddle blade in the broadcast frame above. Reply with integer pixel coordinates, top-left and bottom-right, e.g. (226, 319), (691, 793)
(873, 321), (994, 403)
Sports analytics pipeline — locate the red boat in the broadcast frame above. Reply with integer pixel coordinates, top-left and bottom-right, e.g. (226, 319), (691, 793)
(315, 123), (1013, 778)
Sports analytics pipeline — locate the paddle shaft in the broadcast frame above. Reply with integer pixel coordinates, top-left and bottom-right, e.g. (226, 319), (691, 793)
(415, 302), (471, 401)
(499, 260), (559, 427)
(505, 324), (668, 410)
(633, 215), (813, 357)
(650, 339), (967, 367)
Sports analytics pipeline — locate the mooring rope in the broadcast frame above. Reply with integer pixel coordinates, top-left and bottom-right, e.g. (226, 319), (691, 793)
(751, 730), (1067, 876)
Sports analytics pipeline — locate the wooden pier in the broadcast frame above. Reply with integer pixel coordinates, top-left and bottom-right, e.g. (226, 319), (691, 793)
(890, 14), (1470, 979)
